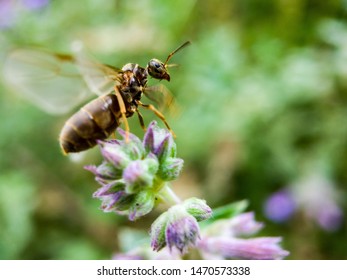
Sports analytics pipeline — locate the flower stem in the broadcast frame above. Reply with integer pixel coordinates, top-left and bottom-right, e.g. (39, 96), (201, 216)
(159, 184), (182, 205)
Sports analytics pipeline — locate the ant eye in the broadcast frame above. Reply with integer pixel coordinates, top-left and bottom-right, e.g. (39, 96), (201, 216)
(149, 59), (163, 70)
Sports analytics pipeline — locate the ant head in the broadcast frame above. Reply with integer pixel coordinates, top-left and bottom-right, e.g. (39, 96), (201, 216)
(146, 41), (191, 82)
(147, 59), (170, 81)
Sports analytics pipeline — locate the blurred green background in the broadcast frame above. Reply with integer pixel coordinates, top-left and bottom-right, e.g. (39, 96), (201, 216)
(1, 0), (347, 259)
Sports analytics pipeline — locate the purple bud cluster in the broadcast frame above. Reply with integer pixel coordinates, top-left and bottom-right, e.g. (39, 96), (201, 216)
(150, 198), (212, 254)
(85, 121), (184, 220)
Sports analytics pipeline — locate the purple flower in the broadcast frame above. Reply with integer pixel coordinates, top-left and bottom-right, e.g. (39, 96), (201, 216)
(114, 204), (290, 259)
(264, 190), (296, 223)
(198, 211), (290, 260)
(198, 237), (289, 260)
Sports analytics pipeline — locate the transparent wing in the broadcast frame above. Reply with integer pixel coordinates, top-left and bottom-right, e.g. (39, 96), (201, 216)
(3, 49), (94, 115)
(144, 84), (180, 116)
(72, 43), (122, 96)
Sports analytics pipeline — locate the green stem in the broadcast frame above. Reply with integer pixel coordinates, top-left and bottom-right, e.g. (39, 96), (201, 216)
(159, 184), (182, 205)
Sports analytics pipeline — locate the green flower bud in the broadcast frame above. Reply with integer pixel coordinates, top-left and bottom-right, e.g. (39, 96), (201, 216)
(128, 190), (156, 221)
(183, 198), (212, 222)
(158, 157), (184, 181)
(151, 211), (169, 251)
(123, 158), (159, 193)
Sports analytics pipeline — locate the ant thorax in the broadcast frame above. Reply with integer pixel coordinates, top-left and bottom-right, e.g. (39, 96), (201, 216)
(120, 63), (148, 103)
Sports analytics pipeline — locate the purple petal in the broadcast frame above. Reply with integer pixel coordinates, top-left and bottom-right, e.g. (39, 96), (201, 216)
(99, 141), (130, 168)
(166, 216), (200, 254)
(123, 160), (153, 188)
(99, 191), (125, 212)
(198, 236), (289, 260)
(85, 162), (121, 181)
(84, 164), (98, 175)
(228, 212), (264, 237)
(93, 180), (124, 197)
(143, 121), (173, 158)
(123, 159), (158, 193)
(117, 127), (143, 146)
(154, 133), (172, 159)
(123, 161), (144, 184)
(143, 121), (156, 152)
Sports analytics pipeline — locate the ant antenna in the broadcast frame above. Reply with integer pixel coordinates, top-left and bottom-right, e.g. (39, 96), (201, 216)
(164, 41), (191, 66)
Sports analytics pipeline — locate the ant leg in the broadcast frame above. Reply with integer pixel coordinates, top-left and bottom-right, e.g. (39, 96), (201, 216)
(136, 100), (176, 138)
(135, 107), (146, 132)
(113, 86), (129, 142)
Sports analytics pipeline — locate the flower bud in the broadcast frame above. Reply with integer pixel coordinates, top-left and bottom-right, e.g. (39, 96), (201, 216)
(128, 190), (156, 221)
(143, 121), (176, 161)
(96, 191), (132, 213)
(93, 180), (125, 197)
(183, 198), (212, 222)
(151, 205), (201, 254)
(85, 162), (122, 180)
(111, 193), (137, 212)
(98, 140), (131, 169)
(158, 157), (184, 181)
(151, 212), (169, 251)
(165, 206), (200, 254)
(117, 128), (146, 160)
(123, 158), (159, 193)
(155, 134), (176, 162)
